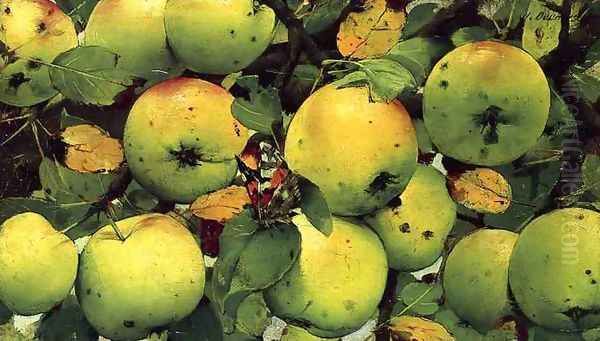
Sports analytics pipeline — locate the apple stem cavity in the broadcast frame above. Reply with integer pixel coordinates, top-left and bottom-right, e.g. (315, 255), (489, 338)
(169, 144), (204, 168)
(474, 105), (509, 145)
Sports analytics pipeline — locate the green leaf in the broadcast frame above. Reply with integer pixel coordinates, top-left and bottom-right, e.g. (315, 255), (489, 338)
(235, 293), (271, 337)
(398, 282), (443, 316)
(168, 301), (224, 341)
(231, 76), (283, 134)
(403, 0), (465, 38)
(60, 109), (91, 130)
(451, 26), (494, 47)
(223, 225), (301, 324)
(54, 0), (100, 29)
(583, 154), (600, 198)
(37, 295), (98, 341)
(569, 65), (600, 104)
(298, 176), (332, 236)
(385, 37), (451, 84)
(434, 308), (484, 341)
(303, 0), (352, 34)
(49, 46), (134, 105)
(522, 0), (563, 60)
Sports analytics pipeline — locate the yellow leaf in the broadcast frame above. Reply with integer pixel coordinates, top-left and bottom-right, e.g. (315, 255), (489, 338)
(389, 316), (454, 341)
(447, 168), (512, 214)
(61, 124), (124, 173)
(190, 186), (251, 223)
(336, 0), (406, 59)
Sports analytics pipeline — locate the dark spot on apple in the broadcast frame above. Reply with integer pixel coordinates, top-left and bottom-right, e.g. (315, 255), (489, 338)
(368, 120), (373, 124)
(0, 24), (4, 32)
(123, 320), (135, 328)
(346, 239), (350, 243)
(149, 120), (154, 126)
(422, 230), (434, 239)
(37, 22), (46, 33)
(586, 269), (592, 275)
(387, 196), (402, 208)
(86, 288), (92, 295)
(230, 29), (235, 35)
(592, 279), (597, 285)
(440, 62), (448, 70)
(188, 107), (194, 111)
(4, 7), (10, 14)
(366, 172), (399, 194)
(8, 72), (31, 89)
(394, 143), (400, 147)
(233, 60), (240, 65)
(343, 300), (356, 311)
(578, 214), (585, 220)
(251, 36), (257, 42)
(97, 292), (102, 298)
(298, 138), (303, 145)
(138, 157), (144, 162)
(399, 223), (410, 233)
(439, 80), (448, 89)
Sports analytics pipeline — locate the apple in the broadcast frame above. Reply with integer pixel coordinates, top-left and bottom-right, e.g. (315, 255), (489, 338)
(423, 41), (550, 166)
(0, 0), (77, 106)
(84, 0), (182, 81)
(264, 215), (388, 337)
(443, 229), (518, 332)
(365, 165), (456, 271)
(509, 208), (600, 332)
(285, 84), (418, 216)
(281, 325), (333, 340)
(164, 0), (276, 75)
(123, 77), (249, 203)
(76, 213), (205, 340)
(0, 212), (77, 315)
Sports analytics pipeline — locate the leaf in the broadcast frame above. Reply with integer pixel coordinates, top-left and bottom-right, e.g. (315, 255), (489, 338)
(168, 301), (224, 341)
(190, 186), (252, 224)
(298, 176), (332, 236)
(231, 76), (283, 134)
(223, 225), (301, 323)
(478, 0), (531, 30)
(60, 109), (90, 130)
(447, 168), (513, 214)
(60, 124), (124, 173)
(235, 293), (271, 337)
(583, 154), (600, 198)
(569, 65), (600, 104)
(54, 0), (100, 29)
(337, 0), (406, 59)
(451, 26), (494, 47)
(402, 0), (465, 38)
(0, 320), (29, 341)
(385, 37), (451, 84)
(303, 0), (352, 34)
(0, 197), (88, 232)
(398, 282), (443, 316)
(388, 316), (454, 341)
(522, 0), (563, 60)
(49, 46), (134, 105)
(37, 295), (98, 341)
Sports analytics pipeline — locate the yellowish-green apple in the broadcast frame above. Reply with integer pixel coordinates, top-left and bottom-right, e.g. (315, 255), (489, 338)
(85, 0), (182, 81)
(285, 84), (418, 216)
(76, 213), (205, 340)
(0, 0), (77, 106)
(282, 325), (339, 340)
(443, 229), (518, 332)
(164, 0), (276, 74)
(123, 77), (249, 203)
(264, 215), (388, 337)
(423, 41), (550, 166)
(365, 165), (456, 271)
(0, 212), (77, 315)
(509, 208), (600, 332)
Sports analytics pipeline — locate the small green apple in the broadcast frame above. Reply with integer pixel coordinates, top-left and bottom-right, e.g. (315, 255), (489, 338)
(423, 41), (550, 166)
(0, 212), (77, 315)
(0, 0), (78, 106)
(285, 84), (418, 216)
(509, 208), (600, 332)
(77, 213), (205, 340)
(365, 165), (456, 271)
(164, 0), (276, 74)
(123, 77), (249, 203)
(281, 325), (337, 340)
(264, 215), (388, 337)
(85, 0), (182, 81)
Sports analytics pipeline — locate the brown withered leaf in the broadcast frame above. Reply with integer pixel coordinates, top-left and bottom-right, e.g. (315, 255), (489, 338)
(336, 0), (406, 59)
(61, 124), (124, 173)
(190, 185), (251, 223)
(388, 316), (454, 341)
(447, 168), (512, 214)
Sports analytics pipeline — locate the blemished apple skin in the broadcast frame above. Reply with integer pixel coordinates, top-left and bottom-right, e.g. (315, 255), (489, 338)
(123, 77), (249, 203)
(0, 212), (78, 315)
(0, 0), (77, 106)
(85, 0), (182, 81)
(285, 84), (418, 216)
(443, 229), (518, 332)
(423, 40), (550, 166)
(165, 0), (276, 75)
(76, 213), (206, 340)
(509, 208), (600, 332)
(264, 215), (388, 338)
(365, 165), (456, 271)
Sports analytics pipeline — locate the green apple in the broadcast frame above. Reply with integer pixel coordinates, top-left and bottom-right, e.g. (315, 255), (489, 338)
(165, 0), (276, 75)
(365, 165), (456, 271)
(423, 40), (550, 166)
(0, 0), (78, 106)
(85, 0), (182, 81)
(282, 325), (338, 340)
(0, 212), (77, 315)
(264, 215), (388, 337)
(443, 229), (518, 332)
(509, 208), (600, 332)
(285, 84), (418, 216)
(123, 77), (249, 203)
(77, 213), (205, 340)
